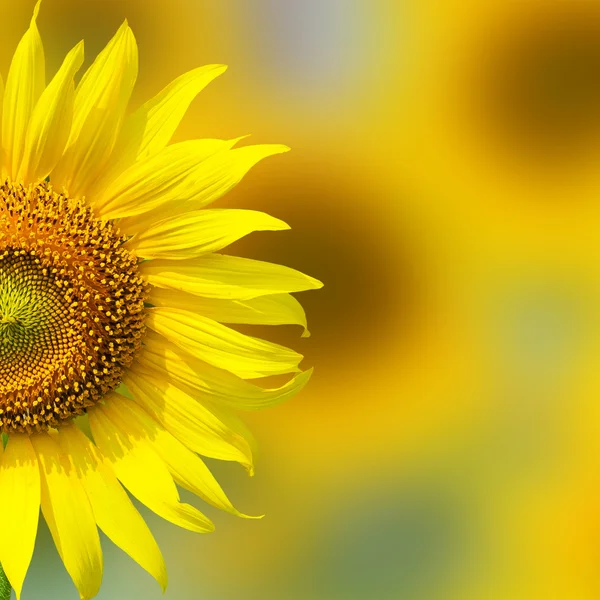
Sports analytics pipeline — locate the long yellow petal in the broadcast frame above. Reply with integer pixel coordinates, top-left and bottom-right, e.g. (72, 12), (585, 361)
(123, 64), (228, 162)
(56, 424), (168, 591)
(31, 433), (103, 600)
(103, 394), (254, 517)
(129, 208), (288, 260)
(0, 436), (40, 600)
(95, 139), (235, 219)
(137, 330), (313, 410)
(88, 397), (214, 533)
(140, 253), (323, 300)
(2, 0), (45, 180)
(124, 366), (254, 470)
(128, 365), (259, 463)
(118, 144), (289, 234)
(148, 287), (309, 333)
(52, 21), (138, 198)
(19, 40), (85, 183)
(199, 397), (259, 464)
(146, 306), (302, 378)
(0, 75), (6, 171)
(80, 66), (229, 204)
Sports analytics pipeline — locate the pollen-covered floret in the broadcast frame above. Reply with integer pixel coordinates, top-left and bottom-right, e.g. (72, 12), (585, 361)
(0, 181), (147, 432)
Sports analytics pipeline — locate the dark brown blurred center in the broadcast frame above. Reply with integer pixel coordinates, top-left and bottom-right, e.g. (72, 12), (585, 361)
(475, 3), (600, 162)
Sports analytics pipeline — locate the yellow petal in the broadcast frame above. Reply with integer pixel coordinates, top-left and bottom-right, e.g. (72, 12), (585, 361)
(80, 67), (230, 205)
(148, 287), (309, 334)
(124, 366), (254, 470)
(138, 330), (313, 410)
(146, 306), (303, 378)
(88, 396), (214, 533)
(19, 40), (85, 183)
(0, 75), (6, 170)
(56, 424), (168, 592)
(129, 208), (289, 260)
(140, 253), (323, 301)
(94, 139), (235, 220)
(118, 143), (290, 234)
(199, 397), (259, 467)
(31, 433), (103, 600)
(0, 436), (40, 600)
(103, 394), (254, 518)
(2, 0), (45, 181)
(52, 21), (138, 198)
(123, 64), (228, 162)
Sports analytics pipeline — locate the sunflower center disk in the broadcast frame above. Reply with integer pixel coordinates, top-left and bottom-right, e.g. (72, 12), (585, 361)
(0, 181), (147, 432)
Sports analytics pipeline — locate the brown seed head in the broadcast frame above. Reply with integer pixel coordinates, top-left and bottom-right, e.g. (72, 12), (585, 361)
(0, 181), (147, 432)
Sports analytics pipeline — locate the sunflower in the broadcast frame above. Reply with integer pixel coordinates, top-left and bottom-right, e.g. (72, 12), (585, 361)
(386, 0), (600, 275)
(0, 2), (322, 598)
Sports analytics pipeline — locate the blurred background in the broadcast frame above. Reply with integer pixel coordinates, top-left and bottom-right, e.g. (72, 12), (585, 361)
(4, 0), (600, 598)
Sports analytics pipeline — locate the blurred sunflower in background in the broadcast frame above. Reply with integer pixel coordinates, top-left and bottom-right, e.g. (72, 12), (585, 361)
(392, 0), (600, 269)
(369, 1), (600, 599)
(0, 2), (321, 598)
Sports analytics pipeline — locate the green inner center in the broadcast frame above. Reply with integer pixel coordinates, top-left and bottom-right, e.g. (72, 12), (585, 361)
(0, 252), (74, 393)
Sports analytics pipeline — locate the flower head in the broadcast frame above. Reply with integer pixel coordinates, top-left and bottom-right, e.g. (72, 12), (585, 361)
(0, 2), (321, 598)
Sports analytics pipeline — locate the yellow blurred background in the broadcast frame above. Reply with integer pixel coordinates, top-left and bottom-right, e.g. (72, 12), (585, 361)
(5, 0), (600, 598)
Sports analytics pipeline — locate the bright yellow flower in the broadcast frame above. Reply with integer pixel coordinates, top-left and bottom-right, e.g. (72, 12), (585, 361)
(0, 2), (322, 598)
